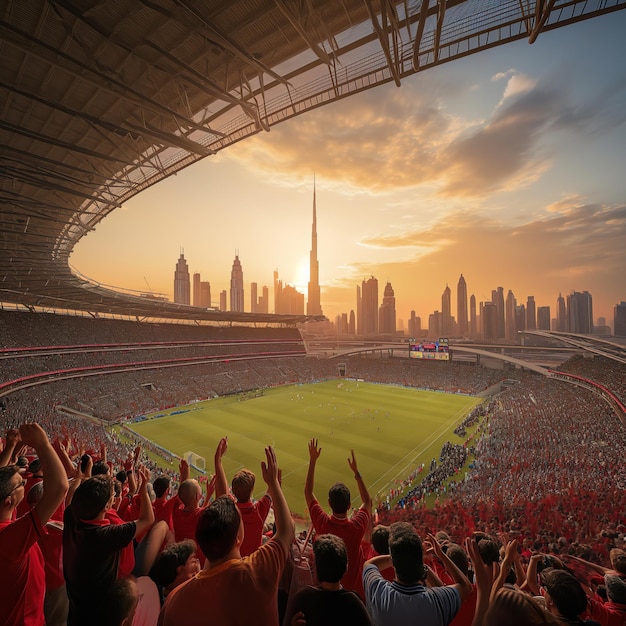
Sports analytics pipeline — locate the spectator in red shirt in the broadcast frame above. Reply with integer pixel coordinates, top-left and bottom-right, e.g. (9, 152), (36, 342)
(304, 438), (372, 598)
(214, 436), (273, 557)
(0, 423), (69, 626)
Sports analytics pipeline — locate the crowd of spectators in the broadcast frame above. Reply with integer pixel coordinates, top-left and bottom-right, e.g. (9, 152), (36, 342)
(2, 309), (626, 624)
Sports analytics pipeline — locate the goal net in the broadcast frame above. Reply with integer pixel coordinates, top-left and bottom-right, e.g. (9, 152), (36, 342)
(183, 451), (207, 474)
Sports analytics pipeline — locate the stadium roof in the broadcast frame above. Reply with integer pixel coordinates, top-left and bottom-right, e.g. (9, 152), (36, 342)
(1, 0), (624, 322)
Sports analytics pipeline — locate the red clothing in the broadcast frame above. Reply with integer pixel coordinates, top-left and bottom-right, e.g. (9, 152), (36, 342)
(16, 474), (43, 519)
(153, 496), (178, 529)
(585, 597), (626, 626)
(449, 584), (477, 626)
(172, 498), (206, 564)
(159, 539), (287, 626)
(0, 510), (47, 626)
(238, 494), (272, 557)
(40, 520), (65, 590)
(309, 499), (370, 598)
(105, 508), (135, 578)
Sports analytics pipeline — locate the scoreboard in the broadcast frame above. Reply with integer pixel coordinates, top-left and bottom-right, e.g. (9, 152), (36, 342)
(409, 338), (450, 360)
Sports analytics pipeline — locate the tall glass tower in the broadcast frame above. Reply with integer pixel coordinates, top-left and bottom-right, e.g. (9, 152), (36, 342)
(173, 251), (190, 305)
(230, 253), (244, 312)
(307, 180), (323, 316)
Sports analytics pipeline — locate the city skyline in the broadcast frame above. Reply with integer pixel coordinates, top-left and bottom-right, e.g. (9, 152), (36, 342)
(70, 13), (626, 327)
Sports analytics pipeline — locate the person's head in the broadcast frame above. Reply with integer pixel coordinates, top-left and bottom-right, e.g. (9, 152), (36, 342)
(328, 482), (350, 515)
(95, 577), (139, 626)
(28, 458), (42, 475)
(153, 476), (171, 499)
(231, 469), (255, 503)
(16, 456), (29, 469)
(149, 540), (200, 592)
(485, 588), (560, 626)
(372, 525), (390, 555)
(435, 530), (451, 545)
(610, 548), (626, 576)
(605, 574), (626, 604)
(389, 522), (426, 584)
(0, 465), (26, 510)
(478, 538), (500, 565)
(26, 480), (44, 508)
(446, 543), (469, 577)
(115, 470), (128, 485)
(540, 568), (587, 619)
(313, 534), (348, 583)
(72, 475), (114, 520)
(92, 460), (110, 476)
(195, 495), (242, 561)
(178, 479), (201, 507)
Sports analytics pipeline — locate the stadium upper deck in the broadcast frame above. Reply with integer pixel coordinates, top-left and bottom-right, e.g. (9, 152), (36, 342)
(1, 0), (624, 321)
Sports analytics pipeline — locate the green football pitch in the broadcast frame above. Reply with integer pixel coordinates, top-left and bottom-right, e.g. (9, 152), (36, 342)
(126, 380), (480, 516)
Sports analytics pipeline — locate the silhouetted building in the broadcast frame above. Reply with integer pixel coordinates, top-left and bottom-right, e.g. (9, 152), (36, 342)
(200, 281), (211, 308)
(469, 294), (477, 338)
(567, 291), (593, 334)
(274, 271), (304, 314)
(457, 274), (468, 337)
(361, 276), (378, 336)
(307, 181), (323, 316)
(348, 310), (356, 335)
(442, 285), (452, 336)
(428, 311), (441, 338)
(515, 304), (526, 333)
(173, 252), (190, 305)
(481, 302), (498, 341)
(356, 285), (362, 335)
(230, 254), (244, 312)
(556, 293), (567, 332)
(408, 310), (421, 338)
(193, 272), (201, 306)
(219, 290), (227, 311)
(251, 282), (258, 313)
(615, 302), (626, 337)
(492, 287), (505, 339)
(505, 289), (517, 340)
(537, 306), (550, 331)
(526, 296), (536, 330)
(259, 286), (269, 314)
(378, 281), (396, 335)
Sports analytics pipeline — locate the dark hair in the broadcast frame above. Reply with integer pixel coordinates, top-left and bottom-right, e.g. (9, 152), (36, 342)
(485, 588), (559, 626)
(92, 460), (110, 476)
(0, 465), (20, 500)
(195, 495), (241, 561)
(541, 568), (587, 619)
(446, 543), (469, 577)
(72, 475), (114, 520)
(115, 470), (128, 484)
(232, 469), (255, 502)
(389, 522), (426, 584)
(314, 534), (348, 583)
(328, 482), (350, 515)
(153, 476), (171, 498)
(149, 539), (197, 588)
(372, 525), (390, 555)
(478, 539), (500, 565)
(95, 578), (138, 626)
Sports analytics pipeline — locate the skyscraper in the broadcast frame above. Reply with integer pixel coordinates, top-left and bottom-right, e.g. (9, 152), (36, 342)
(457, 275), (468, 337)
(526, 296), (536, 330)
(173, 252), (190, 305)
(378, 281), (396, 335)
(307, 181), (323, 316)
(441, 285), (452, 336)
(567, 291), (593, 334)
(469, 294), (477, 338)
(251, 282), (258, 313)
(481, 302), (498, 340)
(356, 285), (362, 335)
(200, 281), (211, 308)
(614, 302), (626, 337)
(361, 276), (378, 336)
(219, 290), (227, 311)
(556, 293), (567, 332)
(537, 306), (551, 330)
(505, 289), (517, 340)
(492, 287), (505, 339)
(192, 272), (201, 306)
(229, 253), (244, 312)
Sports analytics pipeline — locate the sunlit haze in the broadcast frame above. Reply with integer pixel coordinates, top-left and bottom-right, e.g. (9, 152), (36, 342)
(71, 13), (626, 329)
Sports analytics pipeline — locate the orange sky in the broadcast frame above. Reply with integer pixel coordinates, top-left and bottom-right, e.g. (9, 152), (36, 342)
(71, 13), (626, 329)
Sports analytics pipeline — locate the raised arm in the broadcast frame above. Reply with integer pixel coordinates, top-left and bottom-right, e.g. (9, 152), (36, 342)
(0, 429), (20, 467)
(261, 446), (294, 555)
(466, 537), (495, 626)
(214, 437), (229, 498)
(133, 465), (155, 539)
(427, 532), (472, 602)
(348, 449), (372, 511)
(19, 424), (69, 525)
(304, 438), (321, 508)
